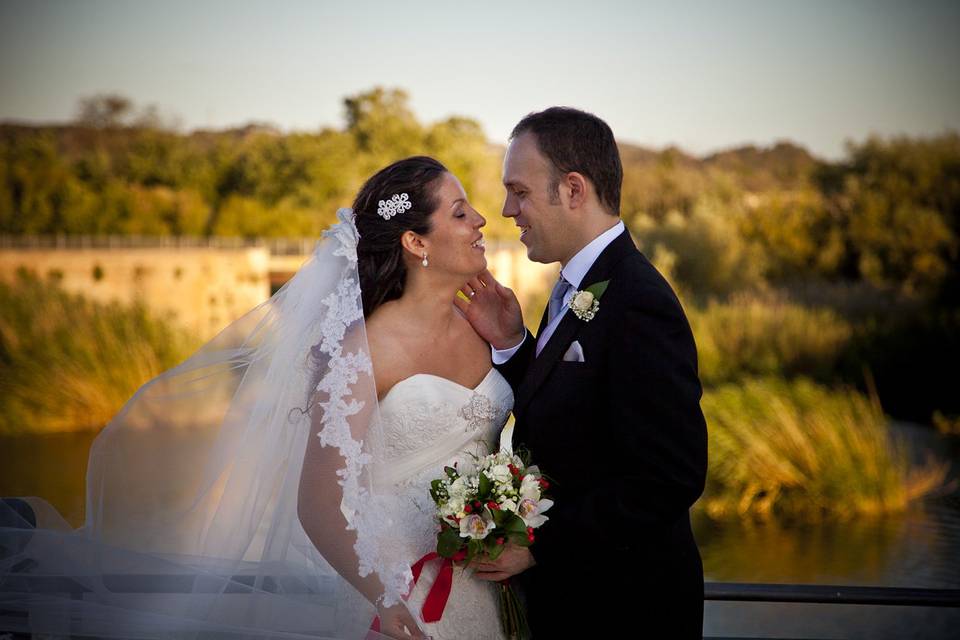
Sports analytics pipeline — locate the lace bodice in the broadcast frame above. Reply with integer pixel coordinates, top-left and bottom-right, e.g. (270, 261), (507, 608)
(374, 367), (513, 640)
(380, 368), (511, 459)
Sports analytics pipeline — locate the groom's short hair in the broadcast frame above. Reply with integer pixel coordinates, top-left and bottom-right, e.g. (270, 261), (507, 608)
(511, 107), (622, 216)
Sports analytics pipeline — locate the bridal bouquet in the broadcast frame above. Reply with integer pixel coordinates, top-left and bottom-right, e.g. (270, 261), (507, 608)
(428, 448), (552, 639)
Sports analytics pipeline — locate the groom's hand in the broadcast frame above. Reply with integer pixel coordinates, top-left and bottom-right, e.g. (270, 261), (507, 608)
(454, 269), (525, 350)
(470, 544), (535, 582)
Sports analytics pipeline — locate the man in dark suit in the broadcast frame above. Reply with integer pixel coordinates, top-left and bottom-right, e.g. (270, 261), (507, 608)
(459, 107), (708, 637)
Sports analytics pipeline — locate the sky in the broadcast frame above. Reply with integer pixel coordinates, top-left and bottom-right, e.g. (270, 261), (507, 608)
(1, 0), (958, 159)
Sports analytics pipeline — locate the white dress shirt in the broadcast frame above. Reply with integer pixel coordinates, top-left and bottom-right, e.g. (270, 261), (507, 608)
(492, 220), (625, 364)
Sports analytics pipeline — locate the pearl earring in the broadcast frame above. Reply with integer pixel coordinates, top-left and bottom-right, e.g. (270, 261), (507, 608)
(421, 253), (429, 268)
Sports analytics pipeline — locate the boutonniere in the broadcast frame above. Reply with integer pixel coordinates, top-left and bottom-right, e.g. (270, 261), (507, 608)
(569, 280), (610, 322)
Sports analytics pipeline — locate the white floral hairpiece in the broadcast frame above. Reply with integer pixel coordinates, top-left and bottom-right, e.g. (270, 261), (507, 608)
(377, 193), (412, 220)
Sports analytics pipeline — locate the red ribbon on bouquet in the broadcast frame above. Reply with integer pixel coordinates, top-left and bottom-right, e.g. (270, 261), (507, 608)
(370, 549), (467, 633)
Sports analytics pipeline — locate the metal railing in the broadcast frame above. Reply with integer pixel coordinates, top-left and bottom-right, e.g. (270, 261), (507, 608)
(0, 234), (521, 256)
(0, 234), (318, 256)
(6, 498), (960, 639)
(704, 581), (960, 608)
(702, 581), (960, 640)
(5, 577), (955, 606)
(1, 575), (956, 640)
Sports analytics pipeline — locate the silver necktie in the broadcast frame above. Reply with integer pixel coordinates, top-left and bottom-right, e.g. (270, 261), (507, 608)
(547, 275), (571, 324)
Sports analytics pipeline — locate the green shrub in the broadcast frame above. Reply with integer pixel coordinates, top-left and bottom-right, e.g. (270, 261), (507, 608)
(689, 294), (853, 386)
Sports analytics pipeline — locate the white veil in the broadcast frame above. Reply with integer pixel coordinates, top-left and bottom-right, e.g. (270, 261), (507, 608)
(0, 209), (414, 639)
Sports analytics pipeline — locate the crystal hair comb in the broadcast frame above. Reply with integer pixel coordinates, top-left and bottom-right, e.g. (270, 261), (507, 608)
(377, 193), (412, 220)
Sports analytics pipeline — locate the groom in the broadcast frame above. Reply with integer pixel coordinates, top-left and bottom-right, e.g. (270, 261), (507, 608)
(461, 107), (707, 637)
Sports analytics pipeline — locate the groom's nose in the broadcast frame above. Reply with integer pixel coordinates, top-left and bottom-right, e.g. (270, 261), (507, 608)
(501, 193), (519, 218)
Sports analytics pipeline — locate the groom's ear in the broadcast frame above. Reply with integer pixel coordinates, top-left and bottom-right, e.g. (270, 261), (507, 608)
(563, 172), (588, 210)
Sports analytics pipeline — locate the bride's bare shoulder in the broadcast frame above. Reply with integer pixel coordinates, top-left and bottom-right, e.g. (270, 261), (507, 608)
(364, 303), (402, 350)
(363, 303), (410, 395)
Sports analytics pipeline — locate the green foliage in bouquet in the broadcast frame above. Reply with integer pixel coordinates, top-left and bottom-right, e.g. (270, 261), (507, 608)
(429, 447), (549, 639)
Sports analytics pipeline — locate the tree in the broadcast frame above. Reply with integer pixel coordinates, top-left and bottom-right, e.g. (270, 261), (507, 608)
(76, 94), (134, 129)
(343, 87), (423, 160)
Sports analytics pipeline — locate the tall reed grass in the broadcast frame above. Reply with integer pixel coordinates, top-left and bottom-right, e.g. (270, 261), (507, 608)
(0, 270), (198, 433)
(700, 377), (948, 520)
(688, 293), (853, 386)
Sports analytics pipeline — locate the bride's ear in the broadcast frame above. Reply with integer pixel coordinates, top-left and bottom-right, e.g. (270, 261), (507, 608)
(400, 230), (427, 261)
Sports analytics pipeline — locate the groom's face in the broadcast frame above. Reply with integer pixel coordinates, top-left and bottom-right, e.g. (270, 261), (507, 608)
(501, 132), (572, 264)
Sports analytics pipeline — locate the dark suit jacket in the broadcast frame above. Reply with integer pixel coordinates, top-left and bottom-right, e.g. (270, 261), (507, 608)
(496, 228), (708, 638)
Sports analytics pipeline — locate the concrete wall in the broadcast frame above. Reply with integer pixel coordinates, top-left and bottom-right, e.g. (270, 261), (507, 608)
(0, 247), (271, 339)
(272, 241), (558, 317)
(485, 241), (558, 317)
(0, 241), (557, 338)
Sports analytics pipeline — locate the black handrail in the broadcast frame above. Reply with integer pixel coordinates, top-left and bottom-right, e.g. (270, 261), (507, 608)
(5, 501), (960, 609)
(5, 576), (959, 607)
(705, 581), (960, 608)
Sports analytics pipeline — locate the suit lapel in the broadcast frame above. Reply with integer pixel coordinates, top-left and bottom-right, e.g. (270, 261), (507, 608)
(515, 229), (638, 414)
(515, 310), (581, 414)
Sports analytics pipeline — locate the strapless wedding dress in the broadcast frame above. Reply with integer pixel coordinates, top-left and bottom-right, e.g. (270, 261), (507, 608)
(373, 367), (514, 640)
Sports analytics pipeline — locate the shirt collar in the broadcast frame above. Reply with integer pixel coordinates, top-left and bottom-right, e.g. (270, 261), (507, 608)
(560, 220), (625, 289)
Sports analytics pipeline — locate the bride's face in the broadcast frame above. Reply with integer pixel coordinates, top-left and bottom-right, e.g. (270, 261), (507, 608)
(416, 172), (487, 278)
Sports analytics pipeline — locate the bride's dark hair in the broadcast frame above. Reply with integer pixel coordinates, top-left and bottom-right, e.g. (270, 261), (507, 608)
(353, 156), (448, 317)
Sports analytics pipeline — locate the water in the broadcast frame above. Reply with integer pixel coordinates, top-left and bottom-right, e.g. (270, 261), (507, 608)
(692, 423), (960, 591)
(0, 430), (98, 526)
(695, 497), (960, 638)
(694, 498), (960, 590)
(694, 423), (960, 638)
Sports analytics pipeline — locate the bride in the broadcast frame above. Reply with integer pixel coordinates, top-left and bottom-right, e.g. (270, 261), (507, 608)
(0, 156), (516, 639)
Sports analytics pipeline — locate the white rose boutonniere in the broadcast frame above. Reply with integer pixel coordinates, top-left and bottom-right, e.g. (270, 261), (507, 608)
(569, 279), (610, 322)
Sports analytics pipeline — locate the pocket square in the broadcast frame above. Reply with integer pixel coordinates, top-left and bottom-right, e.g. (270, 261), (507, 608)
(562, 340), (585, 362)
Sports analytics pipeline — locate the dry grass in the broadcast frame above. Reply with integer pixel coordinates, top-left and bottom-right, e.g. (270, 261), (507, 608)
(701, 377), (948, 520)
(933, 411), (960, 437)
(0, 270), (198, 433)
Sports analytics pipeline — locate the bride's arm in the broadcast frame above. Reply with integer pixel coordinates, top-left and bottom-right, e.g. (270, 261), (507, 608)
(298, 417), (426, 640)
(297, 427), (383, 604)
(296, 326), (425, 640)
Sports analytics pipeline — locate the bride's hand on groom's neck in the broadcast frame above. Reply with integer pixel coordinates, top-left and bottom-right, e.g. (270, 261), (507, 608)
(455, 269), (525, 350)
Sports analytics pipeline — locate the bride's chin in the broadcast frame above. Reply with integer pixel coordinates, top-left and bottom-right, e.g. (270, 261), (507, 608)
(456, 258), (487, 276)
(447, 254), (486, 278)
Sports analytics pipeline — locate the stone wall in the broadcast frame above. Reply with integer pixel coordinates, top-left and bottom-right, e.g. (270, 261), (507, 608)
(485, 241), (558, 317)
(273, 241), (558, 317)
(0, 241), (557, 338)
(0, 247), (271, 339)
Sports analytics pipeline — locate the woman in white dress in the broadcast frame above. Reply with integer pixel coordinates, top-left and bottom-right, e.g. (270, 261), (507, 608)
(298, 156), (515, 639)
(0, 156), (515, 640)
